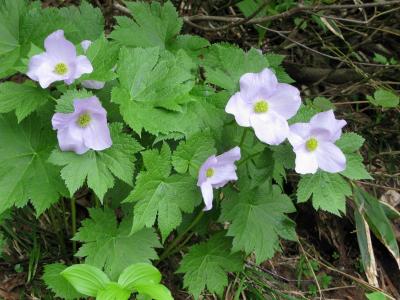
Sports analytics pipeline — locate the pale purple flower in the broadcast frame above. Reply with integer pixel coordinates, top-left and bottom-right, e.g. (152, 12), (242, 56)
(197, 147), (241, 211)
(288, 110), (347, 174)
(80, 40), (105, 90)
(225, 68), (301, 145)
(27, 30), (93, 88)
(52, 96), (112, 155)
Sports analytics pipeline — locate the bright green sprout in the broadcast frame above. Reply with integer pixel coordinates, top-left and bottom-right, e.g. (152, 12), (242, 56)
(306, 138), (318, 152)
(253, 100), (269, 113)
(76, 113), (92, 128)
(54, 63), (68, 75)
(206, 168), (214, 178)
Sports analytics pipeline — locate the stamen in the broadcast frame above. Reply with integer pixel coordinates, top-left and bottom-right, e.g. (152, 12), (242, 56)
(76, 113), (91, 128)
(54, 63), (68, 75)
(254, 100), (269, 113)
(206, 168), (214, 178)
(306, 138), (318, 152)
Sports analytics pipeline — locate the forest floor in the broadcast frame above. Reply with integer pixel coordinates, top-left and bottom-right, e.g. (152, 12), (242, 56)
(1, 0), (399, 299)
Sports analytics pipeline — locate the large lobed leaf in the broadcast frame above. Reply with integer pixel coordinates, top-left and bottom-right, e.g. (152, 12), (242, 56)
(110, 1), (182, 49)
(178, 233), (244, 299)
(0, 113), (66, 215)
(125, 143), (202, 241)
(49, 123), (143, 201)
(73, 208), (161, 280)
(42, 263), (83, 300)
(220, 181), (297, 263)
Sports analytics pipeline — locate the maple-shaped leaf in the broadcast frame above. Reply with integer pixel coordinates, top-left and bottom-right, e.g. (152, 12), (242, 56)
(219, 182), (297, 263)
(113, 47), (194, 112)
(0, 113), (66, 215)
(336, 132), (372, 180)
(125, 143), (201, 241)
(49, 123), (142, 201)
(110, 1), (182, 49)
(172, 132), (216, 177)
(0, 81), (53, 122)
(73, 208), (161, 280)
(42, 263), (83, 300)
(79, 37), (119, 82)
(297, 172), (352, 215)
(177, 233), (244, 299)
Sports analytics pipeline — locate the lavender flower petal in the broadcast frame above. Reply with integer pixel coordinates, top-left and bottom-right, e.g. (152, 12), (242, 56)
(315, 142), (346, 173)
(268, 83), (301, 119)
(250, 112), (289, 145)
(52, 96), (112, 154)
(225, 93), (253, 127)
(216, 146), (241, 164)
(294, 146), (319, 174)
(239, 68), (278, 101)
(200, 182), (214, 211)
(44, 30), (76, 61)
(310, 110), (346, 142)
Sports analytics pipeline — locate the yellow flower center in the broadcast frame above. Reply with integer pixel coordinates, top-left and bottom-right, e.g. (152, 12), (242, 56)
(206, 168), (214, 178)
(254, 100), (269, 113)
(306, 138), (318, 152)
(76, 113), (91, 128)
(54, 63), (68, 75)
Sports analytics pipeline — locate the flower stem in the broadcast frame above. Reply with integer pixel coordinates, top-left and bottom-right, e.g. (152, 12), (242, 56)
(239, 128), (249, 148)
(159, 210), (204, 261)
(70, 197), (77, 256)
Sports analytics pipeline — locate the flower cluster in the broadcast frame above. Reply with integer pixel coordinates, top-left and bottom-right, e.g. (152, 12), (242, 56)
(27, 30), (112, 154)
(198, 69), (347, 210)
(27, 31), (348, 212)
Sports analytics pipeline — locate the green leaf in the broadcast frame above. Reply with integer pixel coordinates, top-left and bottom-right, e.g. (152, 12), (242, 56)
(220, 182), (296, 263)
(114, 47), (194, 112)
(297, 172), (352, 215)
(237, 0), (267, 37)
(313, 96), (335, 111)
(354, 187), (400, 269)
(42, 263), (83, 300)
(172, 132), (216, 177)
(0, 113), (66, 215)
(335, 133), (371, 180)
(288, 103), (319, 124)
(368, 89), (399, 108)
(202, 44), (269, 92)
(49, 123), (142, 201)
(178, 233), (243, 298)
(134, 283), (173, 300)
(73, 208), (161, 280)
(126, 144), (201, 241)
(0, 0), (26, 77)
(97, 282), (131, 300)
(354, 207), (378, 286)
(110, 1), (182, 49)
(0, 81), (53, 122)
(336, 132), (365, 153)
(61, 264), (110, 297)
(118, 263), (161, 290)
(21, 1), (104, 47)
(80, 37), (119, 82)
(366, 292), (388, 300)
(55, 89), (94, 113)
(340, 153), (372, 180)
(112, 85), (223, 137)
(168, 34), (210, 63)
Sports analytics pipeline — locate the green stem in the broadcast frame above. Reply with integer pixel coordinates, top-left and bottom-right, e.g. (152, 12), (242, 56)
(238, 150), (264, 166)
(70, 197), (77, 256)
(239, 128), (249, 148)
(48, 206), (67, 258)
(159, 210), (204, 261)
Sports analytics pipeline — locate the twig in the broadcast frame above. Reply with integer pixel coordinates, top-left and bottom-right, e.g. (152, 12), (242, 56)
(181, 1), (400, 32)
